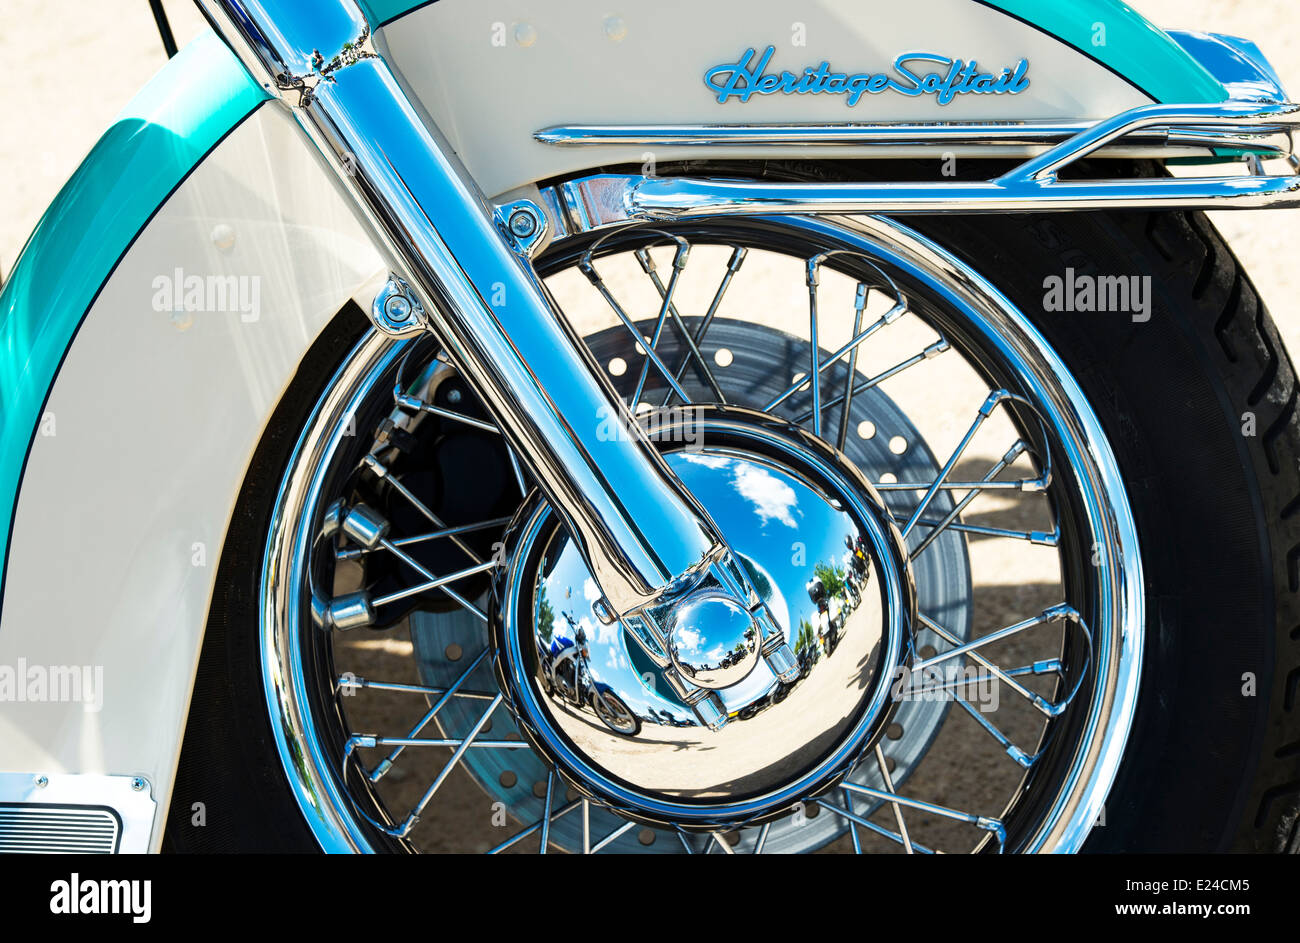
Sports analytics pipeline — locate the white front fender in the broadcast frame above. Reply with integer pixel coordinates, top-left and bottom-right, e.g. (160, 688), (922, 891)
(0, 102), (381, 849)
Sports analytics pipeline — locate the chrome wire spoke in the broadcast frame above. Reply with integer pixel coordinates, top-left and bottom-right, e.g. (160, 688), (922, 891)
(577, 251), (693, 405)
(895, 652), (1063, 700)
(899, 634), (1060, 767)
(818, 795), (937, 854)
(764, 292), (907, 415)
(487, 795), (584, 855)
(911, 517), (1059, 547)
(792, 338), (947, 425)
(339, 695), (522, 841)
(806, 258), (823, 436)
(875, 476), (1045, 492)
(335, 515), (513, 561)
(836, 283), (870, 452)
(366, 647), (491, 782)
(407, 583), (484, 623)
(327, 473), (492, 622)
(914, 604), (1078, 676)
(336, 675), (497, 700)
(839, 782), (1006, 852)
(506, 446), (527, 496)
(393, 391), (500, 433)
(362, 454), (485, 565)
(634, 246), (727, 404)
(538, 772), (555, 855)
(908, 439), (1030, 558)
(920, 612), (1061, 720)
(393, 692), (504, 838)
(347, 736), (529, 751)
(319, 499), (491, 624)
(627, 241), (687, 406)
(753, 821), (771, 855)
(901, 390), (1012, 539)
(589, 819), (638, 853)
(874, 743), (915, 853)
(709, 831), (737, 854)
(884, 394), (1054, 527)
(951, 694), (1041, 769)
(901, 393), (1056, 556)
(371, 560), (496, 608)
(660, 245), (747, 407)
(770, 247), (912, 428)
(916, 606), (1093, 720)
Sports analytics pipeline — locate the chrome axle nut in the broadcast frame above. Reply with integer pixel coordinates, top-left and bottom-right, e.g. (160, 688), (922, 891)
(669, 593), (761, 689)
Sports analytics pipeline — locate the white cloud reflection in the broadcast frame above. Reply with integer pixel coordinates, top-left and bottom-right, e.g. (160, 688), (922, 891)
(732, 461), (800, 529)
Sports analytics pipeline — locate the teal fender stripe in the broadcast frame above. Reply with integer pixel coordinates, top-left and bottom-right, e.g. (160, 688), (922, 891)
(979, 0), (1227, 103)
(359, 0), (439, 28)
(0, 33), (268, 600)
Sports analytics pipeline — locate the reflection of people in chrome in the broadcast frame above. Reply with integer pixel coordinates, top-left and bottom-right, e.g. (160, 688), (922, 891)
(806, 575), (836, 656)
(842, 535), (871, 610)
(539, 612), (643, 736)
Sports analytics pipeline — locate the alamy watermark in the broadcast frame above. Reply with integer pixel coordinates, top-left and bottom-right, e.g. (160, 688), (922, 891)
(890, 662), (999, 712)
(0, 658), (103, 713)
(1043, 268), (1151, 322)
(596, 403), (705, 450)
(50, 874), (150, 923)
(151, 267), (261, 323)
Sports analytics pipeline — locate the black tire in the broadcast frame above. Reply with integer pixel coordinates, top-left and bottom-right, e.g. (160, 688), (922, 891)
(593, 690), (643, 737)
(899, 206), (1300, 853)
(165, 174), (1300, 853)
(163, 306), (370, 853)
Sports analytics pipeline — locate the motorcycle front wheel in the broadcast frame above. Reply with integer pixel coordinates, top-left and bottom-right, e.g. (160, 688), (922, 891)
(165, 166), (1300, 854)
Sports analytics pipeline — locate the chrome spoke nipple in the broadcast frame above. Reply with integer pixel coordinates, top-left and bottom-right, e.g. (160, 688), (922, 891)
(854, 282), (870, 311)
(327, 591), (377, 631)
(342, 503), (391, 550)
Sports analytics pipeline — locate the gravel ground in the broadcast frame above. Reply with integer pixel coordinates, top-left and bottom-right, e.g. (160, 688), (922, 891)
(3, 1), (1296, 853)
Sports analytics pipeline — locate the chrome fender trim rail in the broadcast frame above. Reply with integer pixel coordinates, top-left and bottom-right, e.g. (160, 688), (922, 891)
(539, 102), (1300, 230)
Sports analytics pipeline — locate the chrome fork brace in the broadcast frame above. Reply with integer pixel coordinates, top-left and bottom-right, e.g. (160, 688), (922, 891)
(199, 0), (797, 729)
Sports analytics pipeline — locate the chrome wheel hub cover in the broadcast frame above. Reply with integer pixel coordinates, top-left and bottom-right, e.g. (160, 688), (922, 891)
(493, 410), (916, 826)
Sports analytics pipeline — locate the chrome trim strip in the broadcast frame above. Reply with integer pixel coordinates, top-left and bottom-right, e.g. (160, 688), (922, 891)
(546, 103), (1300, 225)
(534, 119), (1290, 159)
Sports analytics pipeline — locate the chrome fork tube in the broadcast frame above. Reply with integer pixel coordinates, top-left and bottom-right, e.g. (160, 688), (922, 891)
(197, 0), (722, 615)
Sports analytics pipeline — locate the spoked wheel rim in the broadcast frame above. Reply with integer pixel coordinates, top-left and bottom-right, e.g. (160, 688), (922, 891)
(260, 212), (1142, 853)
(593, 692), (638, 735)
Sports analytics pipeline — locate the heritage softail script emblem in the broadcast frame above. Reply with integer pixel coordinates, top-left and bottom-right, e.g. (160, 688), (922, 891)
(704, 45), (1030, 106)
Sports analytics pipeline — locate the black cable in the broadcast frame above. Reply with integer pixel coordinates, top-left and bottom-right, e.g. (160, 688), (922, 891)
(149, 0), (178, 59)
